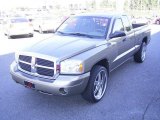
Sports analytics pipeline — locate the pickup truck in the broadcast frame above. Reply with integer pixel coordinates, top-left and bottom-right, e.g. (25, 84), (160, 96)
(10, 13), (151, 103)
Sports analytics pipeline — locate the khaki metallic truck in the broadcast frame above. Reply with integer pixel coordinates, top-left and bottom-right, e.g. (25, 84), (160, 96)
(10, 13), (151, 103)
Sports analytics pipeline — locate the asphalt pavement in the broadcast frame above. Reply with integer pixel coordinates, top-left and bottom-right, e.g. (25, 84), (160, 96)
(0, 25), (160, 120)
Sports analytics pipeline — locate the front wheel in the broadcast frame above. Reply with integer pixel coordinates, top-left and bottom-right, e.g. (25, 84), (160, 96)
(134, 42), (147, 63)
(82, 65), (108, 103)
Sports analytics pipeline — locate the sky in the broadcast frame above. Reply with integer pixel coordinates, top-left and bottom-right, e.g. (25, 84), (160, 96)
(0, 0), (45, 9)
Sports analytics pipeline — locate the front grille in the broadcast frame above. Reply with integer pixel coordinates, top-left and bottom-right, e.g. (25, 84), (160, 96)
(18, 55), (54, 78)
(37, 58), (54, 67)
(37, 67), (54, 77)
(19, 62), (31, 72)
(19, 55), (31, 63)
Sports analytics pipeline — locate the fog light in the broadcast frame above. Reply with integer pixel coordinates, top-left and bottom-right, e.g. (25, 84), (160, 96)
(59, 88), (68, 95)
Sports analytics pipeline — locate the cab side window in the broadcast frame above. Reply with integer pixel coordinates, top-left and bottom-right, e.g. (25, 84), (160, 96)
(122, 16), (132, 32)
(112, 18), (124, 34)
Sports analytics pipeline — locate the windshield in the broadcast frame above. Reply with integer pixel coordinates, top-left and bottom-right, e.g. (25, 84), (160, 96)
(56, 16), (110, 39)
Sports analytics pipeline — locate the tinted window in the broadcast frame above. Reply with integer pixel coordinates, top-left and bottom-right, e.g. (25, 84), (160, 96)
(122, 16), (131, 32)
(57, 16), (110, 38)
(11, 18), (29, 23)
(112, 18), (124, 33)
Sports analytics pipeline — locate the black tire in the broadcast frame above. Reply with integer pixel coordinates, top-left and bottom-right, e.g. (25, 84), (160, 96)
(7, 34), (12, 39)
(29, 34), (33, 37)
(134, 42), (147, 63)
(82, 65), (108, 103)
(39, 26), (43, 34)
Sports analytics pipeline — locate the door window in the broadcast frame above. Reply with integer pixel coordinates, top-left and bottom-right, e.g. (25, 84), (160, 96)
(122, 16), (132, 32)
(112, 18), (124, 34)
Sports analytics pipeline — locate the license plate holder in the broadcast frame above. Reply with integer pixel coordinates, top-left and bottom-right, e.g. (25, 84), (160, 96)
(24, 81), (35, 89)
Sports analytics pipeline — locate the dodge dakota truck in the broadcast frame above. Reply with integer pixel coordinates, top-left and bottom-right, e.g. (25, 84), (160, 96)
(10, 13), (151, 103)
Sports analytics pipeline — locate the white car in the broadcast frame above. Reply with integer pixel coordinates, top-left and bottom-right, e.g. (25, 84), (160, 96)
(32, 17), (62, 33)
(3, 17), (34, 38)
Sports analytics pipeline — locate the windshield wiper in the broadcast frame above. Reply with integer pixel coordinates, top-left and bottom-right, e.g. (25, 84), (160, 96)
(67, 32), (94, 38)
(56, 31), (67, 35)
(57, 31), (95, 38)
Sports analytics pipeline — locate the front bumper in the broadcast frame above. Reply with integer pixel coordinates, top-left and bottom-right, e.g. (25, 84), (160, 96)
(10, 62), (90, 96)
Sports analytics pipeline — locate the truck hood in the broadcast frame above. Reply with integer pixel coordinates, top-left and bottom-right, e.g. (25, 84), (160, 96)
(24, 35), (102, 60)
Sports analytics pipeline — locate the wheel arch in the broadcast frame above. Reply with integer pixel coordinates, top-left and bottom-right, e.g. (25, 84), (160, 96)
(142, 36), (148, 44)
(91, 59), (110, 76)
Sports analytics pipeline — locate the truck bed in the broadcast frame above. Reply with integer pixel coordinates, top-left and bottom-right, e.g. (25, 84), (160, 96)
(132, 23), (147, 29)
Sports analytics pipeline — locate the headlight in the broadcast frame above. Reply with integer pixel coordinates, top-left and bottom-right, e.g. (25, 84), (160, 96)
(15, 52), (19, 63)
(60, 60), (84, 74)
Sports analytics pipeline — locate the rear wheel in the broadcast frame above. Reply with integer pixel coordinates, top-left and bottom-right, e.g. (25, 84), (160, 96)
(82, 65), (108, 103)
(134, 42), (147, 63)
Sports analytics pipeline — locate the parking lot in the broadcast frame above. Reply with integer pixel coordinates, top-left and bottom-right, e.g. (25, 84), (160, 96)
(0, 25), (160, 120)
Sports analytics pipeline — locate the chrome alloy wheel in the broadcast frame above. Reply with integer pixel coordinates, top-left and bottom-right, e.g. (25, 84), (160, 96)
(141, 42), (147, 61)
(93, 70), (107, 100)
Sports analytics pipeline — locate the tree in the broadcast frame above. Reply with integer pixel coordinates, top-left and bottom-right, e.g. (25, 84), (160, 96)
(100, 0), (109, 8)
(129, 0), (158, 10)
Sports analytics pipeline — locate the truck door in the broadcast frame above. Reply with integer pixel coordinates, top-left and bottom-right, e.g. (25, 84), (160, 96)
(109, 18), (127, 69)
(110, 17), (135, 69)
(121, 15), (135, 58)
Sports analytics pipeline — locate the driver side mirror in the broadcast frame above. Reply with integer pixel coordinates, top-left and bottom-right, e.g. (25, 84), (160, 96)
(109, 31), (126, 39)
